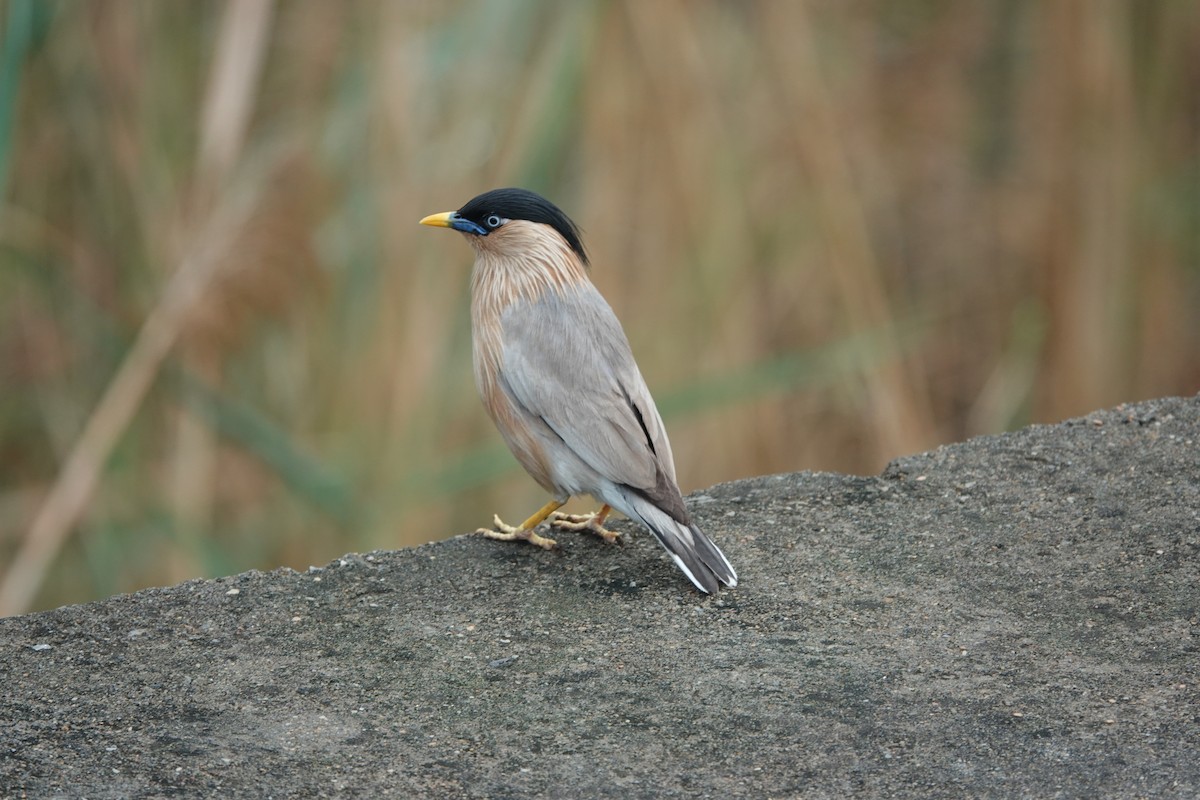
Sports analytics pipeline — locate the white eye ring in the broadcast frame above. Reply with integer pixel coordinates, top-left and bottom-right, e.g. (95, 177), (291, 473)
(485, 214), (503, 229)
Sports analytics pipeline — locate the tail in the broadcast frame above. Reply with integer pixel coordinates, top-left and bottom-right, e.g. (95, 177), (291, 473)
(615, 488), (738, 594)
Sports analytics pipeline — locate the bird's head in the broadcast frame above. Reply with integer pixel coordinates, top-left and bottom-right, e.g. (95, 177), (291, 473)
(420, 188), (589, 267)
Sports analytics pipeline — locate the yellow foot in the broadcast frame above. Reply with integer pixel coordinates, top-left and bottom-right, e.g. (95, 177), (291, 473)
(550, 508), (623, 545)
(477, 514), (559, 550)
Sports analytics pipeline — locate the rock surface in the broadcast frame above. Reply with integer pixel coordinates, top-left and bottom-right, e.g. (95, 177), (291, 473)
(2, 396), (1198, 798)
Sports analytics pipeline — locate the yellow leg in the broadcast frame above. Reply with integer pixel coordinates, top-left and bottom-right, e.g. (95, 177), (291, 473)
(477, 499), (564, 550)
(550, 504), (622, 545)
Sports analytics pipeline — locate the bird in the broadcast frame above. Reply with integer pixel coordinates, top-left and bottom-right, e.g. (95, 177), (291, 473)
(420, 188), (737, 594)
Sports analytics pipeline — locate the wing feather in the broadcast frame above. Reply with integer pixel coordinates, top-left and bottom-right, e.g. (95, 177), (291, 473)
(498, 287), (676, 494)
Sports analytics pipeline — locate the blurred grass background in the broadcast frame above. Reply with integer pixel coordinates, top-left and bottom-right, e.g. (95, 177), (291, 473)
(1, 0), (1197, 614)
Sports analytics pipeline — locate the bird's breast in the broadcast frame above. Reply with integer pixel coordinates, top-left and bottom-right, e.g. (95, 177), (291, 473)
(470, 288), (558, 494)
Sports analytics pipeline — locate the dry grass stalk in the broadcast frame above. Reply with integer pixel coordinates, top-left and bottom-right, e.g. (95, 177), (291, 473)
(0, 187), (266, 615)
(0, 0), (276, 615)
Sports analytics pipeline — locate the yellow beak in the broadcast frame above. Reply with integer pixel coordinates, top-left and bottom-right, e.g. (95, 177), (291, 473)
(419, 211), (455, 228)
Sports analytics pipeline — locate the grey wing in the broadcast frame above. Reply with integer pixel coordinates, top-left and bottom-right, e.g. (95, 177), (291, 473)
(498, 286), (677, 494)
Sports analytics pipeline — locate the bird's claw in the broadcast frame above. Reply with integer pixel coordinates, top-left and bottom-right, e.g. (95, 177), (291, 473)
(550, 511), (624, 545)
(477, 514), (559, 550)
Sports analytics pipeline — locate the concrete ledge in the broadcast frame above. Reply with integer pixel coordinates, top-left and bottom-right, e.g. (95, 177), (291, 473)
(3, 396), (1198, 798)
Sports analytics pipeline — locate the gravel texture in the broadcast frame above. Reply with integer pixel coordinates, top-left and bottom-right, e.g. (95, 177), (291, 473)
(2, 396), (1198, 798)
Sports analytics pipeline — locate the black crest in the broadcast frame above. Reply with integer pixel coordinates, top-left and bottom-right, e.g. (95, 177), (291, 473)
(457, 188), (588, 265)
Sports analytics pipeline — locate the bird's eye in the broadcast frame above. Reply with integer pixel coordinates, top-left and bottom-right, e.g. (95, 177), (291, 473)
(485, 214), (503, 229)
